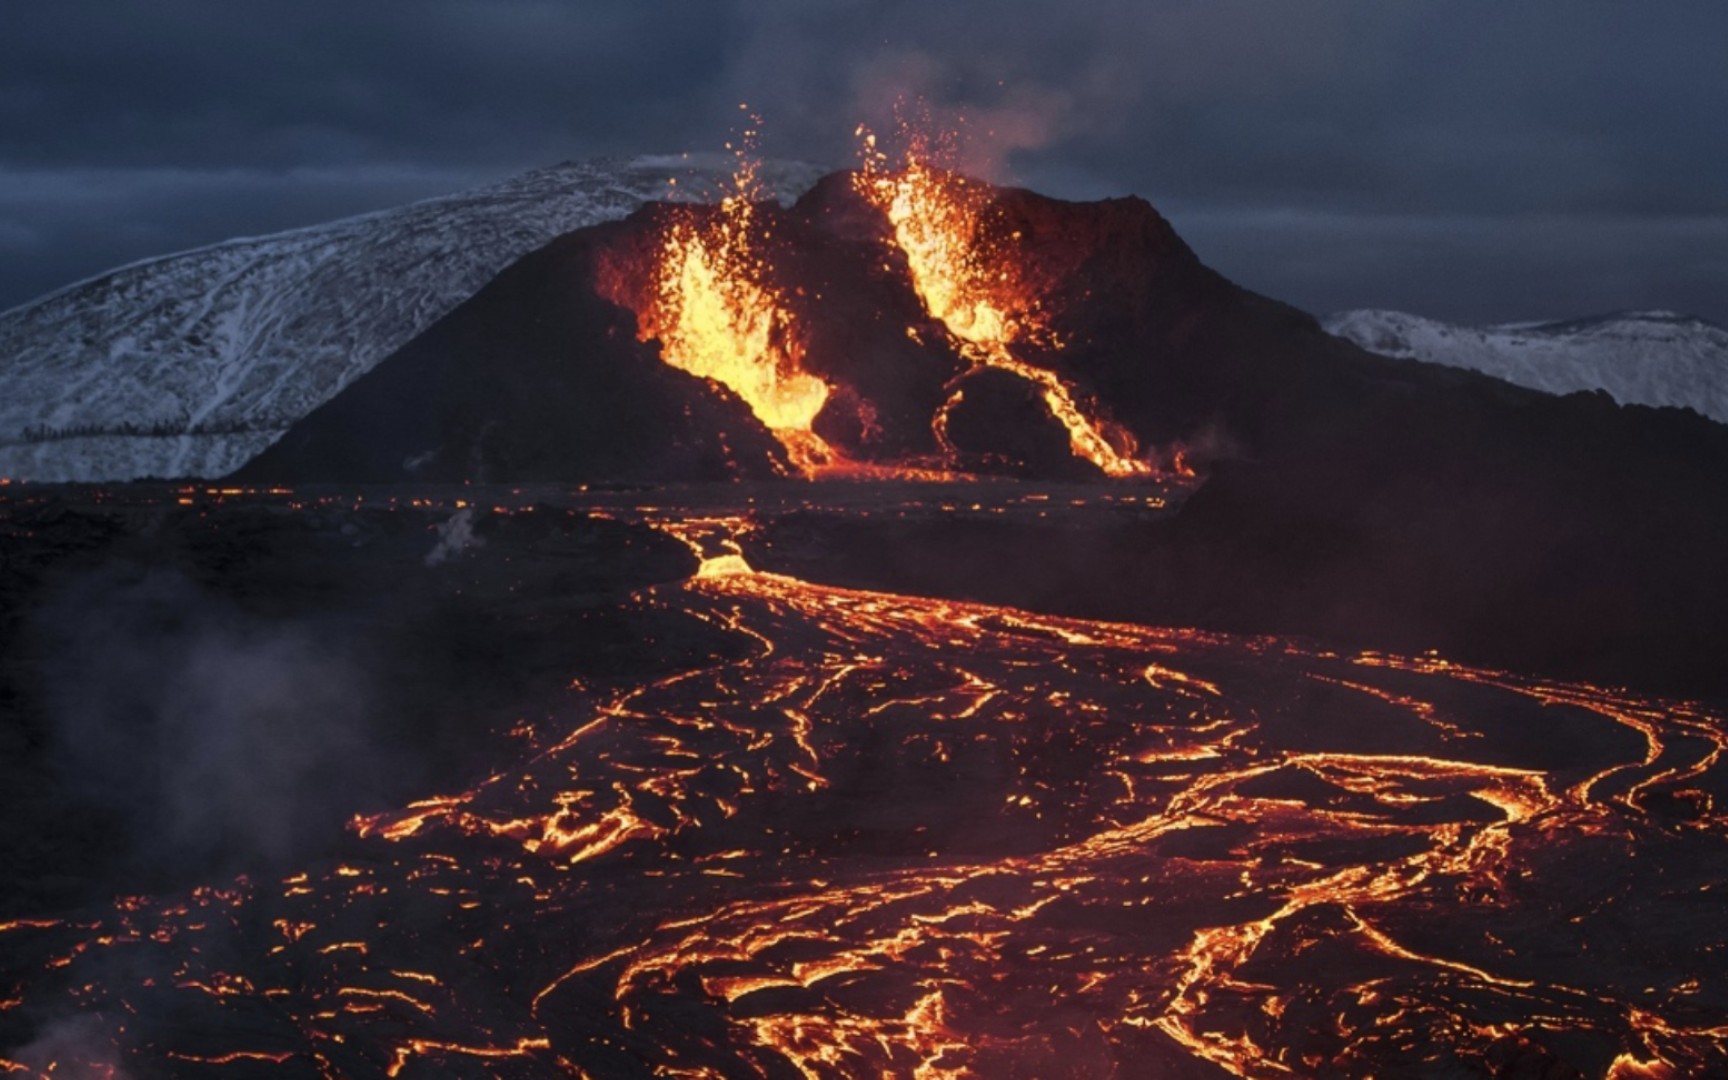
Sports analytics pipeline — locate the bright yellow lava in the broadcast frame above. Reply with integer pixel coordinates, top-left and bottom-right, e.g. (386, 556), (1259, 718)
(857, 133), (1151, 478)
(637, 155), (837, 477)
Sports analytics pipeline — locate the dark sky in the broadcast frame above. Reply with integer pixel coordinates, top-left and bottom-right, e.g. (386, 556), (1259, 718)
(3, 0), (1725, 324)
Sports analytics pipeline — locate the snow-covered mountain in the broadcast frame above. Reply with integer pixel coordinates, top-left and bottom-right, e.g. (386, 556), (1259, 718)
(0, 155), (824, 482)
(1324, 309), (1728, 424)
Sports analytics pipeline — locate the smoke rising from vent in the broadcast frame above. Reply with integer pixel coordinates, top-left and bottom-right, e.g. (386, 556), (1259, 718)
(425, 507), (484, 566)
(36, 568), (396, 869)
(7, 1015), (130, 1080)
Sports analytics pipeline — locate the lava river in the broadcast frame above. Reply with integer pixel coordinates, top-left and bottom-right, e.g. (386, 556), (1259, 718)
(3, 502), (1727, 1079)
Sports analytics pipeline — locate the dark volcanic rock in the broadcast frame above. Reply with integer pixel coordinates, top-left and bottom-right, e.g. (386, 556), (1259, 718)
(940, 366), (1096, 480)
(240, 168), (1728, 494)
(0, 489), (727, 918)
(239, 170), (1728, 698)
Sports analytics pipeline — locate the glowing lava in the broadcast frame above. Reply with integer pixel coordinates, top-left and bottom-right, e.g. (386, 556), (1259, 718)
(618, 145), (838, 477)
(599, 121), (1178, 481)
(857, 128), (1153, 478)
(4, 491), (1725, 1078)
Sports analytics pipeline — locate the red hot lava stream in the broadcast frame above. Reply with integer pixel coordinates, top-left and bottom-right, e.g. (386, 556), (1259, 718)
(2, 495), (1726, 1078)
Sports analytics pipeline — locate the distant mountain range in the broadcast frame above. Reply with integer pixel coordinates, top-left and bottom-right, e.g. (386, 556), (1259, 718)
(0, 156), (822, 482)
(1324, 309), (1728, 424)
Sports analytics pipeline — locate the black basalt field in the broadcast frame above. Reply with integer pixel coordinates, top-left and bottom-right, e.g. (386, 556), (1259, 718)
(2, 483), (1725, 1078)
(3, 173), (1726, 1078)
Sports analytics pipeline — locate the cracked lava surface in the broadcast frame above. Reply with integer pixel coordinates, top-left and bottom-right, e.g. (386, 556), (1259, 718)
(3, 489), (1726, 1079)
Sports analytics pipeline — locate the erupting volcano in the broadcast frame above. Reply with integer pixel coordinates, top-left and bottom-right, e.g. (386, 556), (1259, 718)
(5, 112), (1728, 1080)
(582, 123), (1163, 483)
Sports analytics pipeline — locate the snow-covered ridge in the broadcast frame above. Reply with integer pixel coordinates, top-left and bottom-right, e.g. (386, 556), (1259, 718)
(0, 155), (825, 482)
(1324, 309), (1728, 424)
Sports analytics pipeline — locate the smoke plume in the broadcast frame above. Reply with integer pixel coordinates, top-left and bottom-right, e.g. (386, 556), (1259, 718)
(36, 566), (392, 869)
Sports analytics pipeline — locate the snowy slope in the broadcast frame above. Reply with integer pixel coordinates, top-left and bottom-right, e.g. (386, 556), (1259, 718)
(0, 156), (824, 482)
(1324, 309), (1728, 424)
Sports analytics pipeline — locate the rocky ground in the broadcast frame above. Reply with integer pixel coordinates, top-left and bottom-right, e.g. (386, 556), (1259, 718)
(0, 483), (724, 918)
(0, 480), (1723, 1078)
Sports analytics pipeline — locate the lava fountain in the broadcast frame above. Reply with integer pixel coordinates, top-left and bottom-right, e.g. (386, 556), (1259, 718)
(603, 143), (838, 477)
(600, 118), (1172, 481)
(856, 126), (1153, 478)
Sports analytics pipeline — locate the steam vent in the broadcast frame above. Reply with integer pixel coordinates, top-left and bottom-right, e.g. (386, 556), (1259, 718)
(5, 152), (1728, 1080)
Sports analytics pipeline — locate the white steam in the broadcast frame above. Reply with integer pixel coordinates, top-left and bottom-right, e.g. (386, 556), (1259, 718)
(38, 568), (386, 866)
(425, 507), (484, 567)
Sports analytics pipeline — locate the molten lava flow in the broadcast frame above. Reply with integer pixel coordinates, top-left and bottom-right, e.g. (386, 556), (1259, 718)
(857, 130), (1153, 478)
(4, 489), (1727, 1078)
(623, 151), (837, 477)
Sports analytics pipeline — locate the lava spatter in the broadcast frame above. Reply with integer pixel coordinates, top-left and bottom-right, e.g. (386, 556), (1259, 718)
(601, 131), (840, 478)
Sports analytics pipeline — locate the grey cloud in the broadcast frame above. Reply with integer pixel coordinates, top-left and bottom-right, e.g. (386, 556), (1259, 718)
(1168, 204), (1728, 325)
(8, 1015), (130, 1080)
(1, 1), (1724, 322)
(0, 0), (737, 169)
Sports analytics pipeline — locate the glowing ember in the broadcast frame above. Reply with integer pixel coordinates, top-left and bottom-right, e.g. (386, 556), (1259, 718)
(857, 127), (1153, 478)
(619, 141), (837, 477)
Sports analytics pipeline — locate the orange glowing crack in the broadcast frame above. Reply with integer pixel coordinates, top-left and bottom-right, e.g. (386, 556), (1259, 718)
(16, 505), (1725, 1078)
(163, 1050), (298, 1066)
(0, 918), (60, 934)
(1142, 662), (1222, 697)
(385, 1036), (552, 1078)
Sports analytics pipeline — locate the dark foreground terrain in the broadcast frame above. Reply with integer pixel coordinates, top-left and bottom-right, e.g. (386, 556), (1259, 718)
(2, 481), (1725, 1079)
